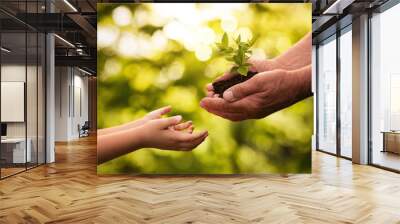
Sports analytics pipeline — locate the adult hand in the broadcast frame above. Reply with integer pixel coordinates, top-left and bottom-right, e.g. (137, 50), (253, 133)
(200, 65), (312, 121)
(205, 32), (311, 98)
(139, 115), (208, 151)
(205, 58), (279, 97)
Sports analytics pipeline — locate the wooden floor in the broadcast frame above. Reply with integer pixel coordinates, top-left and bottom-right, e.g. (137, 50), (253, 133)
(1, 136), (400, 224)
(1, 167), (26, 178)
(373, 151), (400, 171)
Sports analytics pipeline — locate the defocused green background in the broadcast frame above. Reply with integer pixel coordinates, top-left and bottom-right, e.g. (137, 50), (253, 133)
(97, 3), (313, 174)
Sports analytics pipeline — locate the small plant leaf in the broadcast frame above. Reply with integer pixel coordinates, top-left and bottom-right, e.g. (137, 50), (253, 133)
(233, 55), (240, 65)
(237, 66), (248, 76)
(231, 66), (239, 73)
(239, 50), (244, 65)
(222, 32), (229, 48)
(248, 35), (258, 47)
(214, 32), (255, 77)
(227, 56), (236, 62)
(224, 47), (234, 54)
(241, 43), (249, 49)
(235, 35), (241, 45)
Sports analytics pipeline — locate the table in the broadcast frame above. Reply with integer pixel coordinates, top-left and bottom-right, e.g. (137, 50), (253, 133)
(382, 131), (400, 154)
(1, 138), (31, 163)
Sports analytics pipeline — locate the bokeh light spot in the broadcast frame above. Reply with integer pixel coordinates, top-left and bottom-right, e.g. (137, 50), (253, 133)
(98, 26), (119, 48)
(112, 6), (132, 26)
(221, 16), (237, 32)
(195, 45), (212, 61)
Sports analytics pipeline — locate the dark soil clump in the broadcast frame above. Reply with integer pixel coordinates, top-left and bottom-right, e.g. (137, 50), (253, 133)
(212, 71), (257, 96)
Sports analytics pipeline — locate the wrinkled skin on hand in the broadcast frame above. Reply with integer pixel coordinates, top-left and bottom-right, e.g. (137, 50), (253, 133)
(201, 66), (312, 121)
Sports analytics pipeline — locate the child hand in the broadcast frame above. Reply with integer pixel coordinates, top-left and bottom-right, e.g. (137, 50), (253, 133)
(172, 120), (194, 133)
(145, 107), (195, 133)
(98, 106), (173, 136)
(143, 106), (172, 120)
(138, 115), (208, 151)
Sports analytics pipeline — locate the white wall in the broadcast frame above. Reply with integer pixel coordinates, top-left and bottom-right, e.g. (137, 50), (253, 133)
(55, 66), (70, 141)
(54, 67), (89, 141)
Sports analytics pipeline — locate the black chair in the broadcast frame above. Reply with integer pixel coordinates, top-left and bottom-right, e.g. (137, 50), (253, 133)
(79, 121), (90, 138)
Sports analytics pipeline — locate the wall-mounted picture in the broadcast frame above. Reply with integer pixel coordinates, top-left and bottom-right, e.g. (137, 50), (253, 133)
(97, 3), (313, 174)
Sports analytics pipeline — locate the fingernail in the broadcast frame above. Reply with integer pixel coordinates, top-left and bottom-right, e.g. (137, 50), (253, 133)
(174, 115), (182, 121)
(223, 90), (236, 102)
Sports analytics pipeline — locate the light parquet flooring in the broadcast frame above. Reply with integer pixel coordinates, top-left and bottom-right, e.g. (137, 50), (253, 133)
(1, 136), (400, 224)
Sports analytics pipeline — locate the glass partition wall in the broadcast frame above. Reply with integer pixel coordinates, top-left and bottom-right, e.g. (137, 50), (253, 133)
(0, 29), (27, 177)
(0, 2), (46, 179)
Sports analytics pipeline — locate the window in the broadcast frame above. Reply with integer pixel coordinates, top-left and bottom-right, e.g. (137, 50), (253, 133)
(339, 27), (352, 158)
(370, 3), (400, 171)
(317, 35), (337, 154)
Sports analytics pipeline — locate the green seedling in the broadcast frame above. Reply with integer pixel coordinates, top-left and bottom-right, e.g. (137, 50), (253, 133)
(216, 32), (257, 76)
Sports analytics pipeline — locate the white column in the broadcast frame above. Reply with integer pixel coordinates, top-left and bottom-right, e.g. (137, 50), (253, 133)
(46, 33), (55, 163)
(45, 1), (55, 163)
(352, 14), (369, 164)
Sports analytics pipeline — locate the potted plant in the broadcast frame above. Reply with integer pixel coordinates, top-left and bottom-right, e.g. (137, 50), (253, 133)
(212, 32), (258, 96)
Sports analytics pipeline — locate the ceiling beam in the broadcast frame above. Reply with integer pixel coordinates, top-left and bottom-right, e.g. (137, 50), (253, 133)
(322, 0), (356, 14)
(55, 55), (96, 73)
(67, 13), (96, 46)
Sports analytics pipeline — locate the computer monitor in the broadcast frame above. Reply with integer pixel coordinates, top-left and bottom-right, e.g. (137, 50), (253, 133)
(1, 123), (7, 137)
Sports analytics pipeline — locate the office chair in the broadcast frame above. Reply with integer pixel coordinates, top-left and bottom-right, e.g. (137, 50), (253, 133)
(79, 121), (90, 138)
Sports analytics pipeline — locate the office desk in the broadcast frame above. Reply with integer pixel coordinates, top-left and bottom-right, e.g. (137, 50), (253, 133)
(382, 131), (400, 154)
(1, 138), (31, 163)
